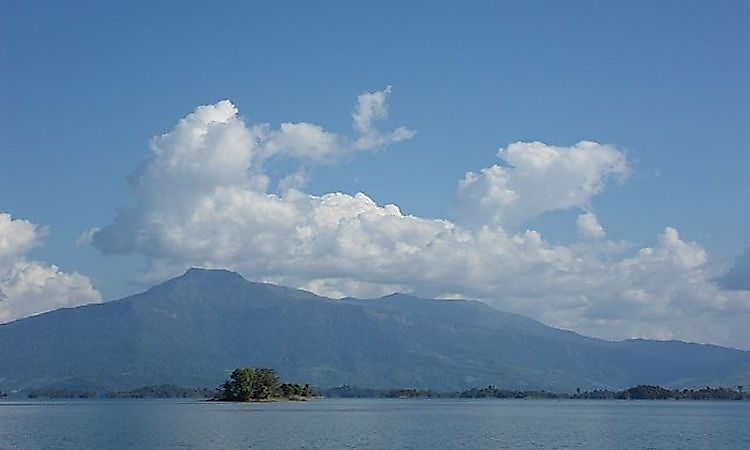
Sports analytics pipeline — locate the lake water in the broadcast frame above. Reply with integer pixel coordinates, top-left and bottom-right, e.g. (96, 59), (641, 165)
(1, 399), (748, 449)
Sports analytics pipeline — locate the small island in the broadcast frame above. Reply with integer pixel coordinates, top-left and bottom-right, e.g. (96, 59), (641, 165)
(216, 367), (317, 402)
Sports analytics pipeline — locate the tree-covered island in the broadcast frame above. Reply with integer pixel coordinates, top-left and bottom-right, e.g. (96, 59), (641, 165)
(217, 367), (317, 402)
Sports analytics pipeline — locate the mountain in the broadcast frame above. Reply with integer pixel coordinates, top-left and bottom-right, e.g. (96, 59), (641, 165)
(1, 268), (748, 392)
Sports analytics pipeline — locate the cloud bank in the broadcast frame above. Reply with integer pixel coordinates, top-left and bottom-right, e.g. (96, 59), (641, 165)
(0, 213), (101, 323)
(87, 88), (749, 348)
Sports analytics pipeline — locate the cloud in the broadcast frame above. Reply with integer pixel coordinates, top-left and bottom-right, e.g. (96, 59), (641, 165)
(352, 85), (417, 150)
(0, 214), (41, 261)
(90, 92), (750, 349)
(0, 213), (101, 323)
(718, 248), (750, 291)
(577, 212), (606, 240)
(256, 122), (342, 164)
(126, 87), (414, 200)
(254, 86), (415, 168)
(454, 141), (630, 229)
(76, 227), (99, 247)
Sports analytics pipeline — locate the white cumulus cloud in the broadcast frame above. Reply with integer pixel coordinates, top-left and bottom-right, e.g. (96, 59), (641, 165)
(254, 85), (415, 168)
(455, 141), (630, 229)
(90, 92), (750, 349)
(0, 213), (102, 323)
(352, 85), (417, 150)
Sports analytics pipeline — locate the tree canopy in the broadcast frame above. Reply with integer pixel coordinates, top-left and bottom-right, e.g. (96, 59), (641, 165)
(219, 367), (315, 401)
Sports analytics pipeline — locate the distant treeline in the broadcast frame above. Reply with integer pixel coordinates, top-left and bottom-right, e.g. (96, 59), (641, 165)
(322, 385), (750, 401)
(108, 385), (218, 399)
(12, 384), (749, 401)
(321, 385), (577, 399)
(24, 385), (218, 399)
(611, 385), (749, 401)
(27, 389), (98, 399)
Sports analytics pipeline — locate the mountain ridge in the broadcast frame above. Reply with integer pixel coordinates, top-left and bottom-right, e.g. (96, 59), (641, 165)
(1, 268), (748, 392)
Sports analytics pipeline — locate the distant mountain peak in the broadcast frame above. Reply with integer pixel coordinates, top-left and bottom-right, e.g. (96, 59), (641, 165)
(180, 267), (245, 281)
(184, 267), (241, 276)
(144, 267), (248, 295)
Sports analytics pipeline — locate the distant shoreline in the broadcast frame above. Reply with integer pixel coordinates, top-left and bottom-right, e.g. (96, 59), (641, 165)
(3, 384), (748, 401)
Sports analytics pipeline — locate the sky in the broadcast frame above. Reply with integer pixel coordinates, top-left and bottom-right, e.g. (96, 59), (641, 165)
(1, 1), (749, 348)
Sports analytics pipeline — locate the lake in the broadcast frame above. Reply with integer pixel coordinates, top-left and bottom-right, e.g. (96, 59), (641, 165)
(1, 399), (748, 449)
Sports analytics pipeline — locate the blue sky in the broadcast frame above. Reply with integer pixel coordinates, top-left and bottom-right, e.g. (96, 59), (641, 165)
(1, 1), (749, 347)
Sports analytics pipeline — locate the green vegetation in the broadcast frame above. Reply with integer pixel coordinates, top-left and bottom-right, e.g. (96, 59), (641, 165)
(323, 385), (566, 399)
(458, 386), (562, 399)
(107, 384), (218, 399)
(22, 385), (217, 399)
(323, 386), (439, 398)
(322, 384), (750, 400)
(9, 382), (748, 402)
(615, 385), (749, 400)
(27, 389), (98, 399)
(218, 367), (317, 402)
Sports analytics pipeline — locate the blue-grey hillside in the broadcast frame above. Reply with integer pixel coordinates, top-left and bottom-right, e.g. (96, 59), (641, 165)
(1, 269), (748, 392)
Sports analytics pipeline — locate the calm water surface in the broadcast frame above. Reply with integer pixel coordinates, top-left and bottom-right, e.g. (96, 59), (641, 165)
(1, 399), (748, 449)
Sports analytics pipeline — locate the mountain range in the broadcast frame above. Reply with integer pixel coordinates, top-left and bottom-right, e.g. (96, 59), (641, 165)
(1, 268), (748, 392)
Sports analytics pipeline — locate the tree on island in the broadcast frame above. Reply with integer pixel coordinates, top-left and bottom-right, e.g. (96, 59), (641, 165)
(218, 367), (316, 401)
(220, 367), (279, 401)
